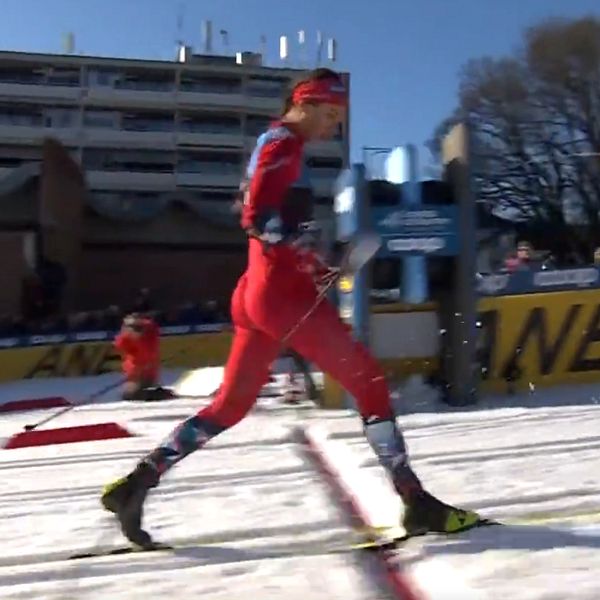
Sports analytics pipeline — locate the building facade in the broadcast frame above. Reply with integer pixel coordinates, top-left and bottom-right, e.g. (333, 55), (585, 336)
(0, 49), (350, 314)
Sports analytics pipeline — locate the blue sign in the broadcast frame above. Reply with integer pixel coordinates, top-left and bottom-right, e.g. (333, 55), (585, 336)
(371, 205), (459, 257)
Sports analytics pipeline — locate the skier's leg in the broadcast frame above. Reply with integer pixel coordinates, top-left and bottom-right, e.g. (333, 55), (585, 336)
(101, 323), (280, 546)
(284, 299), (423, 498)
(101, 274), (281, 545)
(286, 299), (484, 534)
(142, 325), (280, 476)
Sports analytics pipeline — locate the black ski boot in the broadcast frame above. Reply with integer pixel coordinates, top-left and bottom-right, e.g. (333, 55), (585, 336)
(101, 462), (159, 549)
(402, 489), (487, 536)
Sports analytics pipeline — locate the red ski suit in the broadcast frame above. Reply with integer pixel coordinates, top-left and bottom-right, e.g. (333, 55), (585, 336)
(199, 123), (392, 428)
(114, 318), (160, 383)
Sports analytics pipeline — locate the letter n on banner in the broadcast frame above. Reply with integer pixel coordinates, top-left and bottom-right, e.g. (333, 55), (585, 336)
(502, 304), (581, 378)
(570, 304), (600, 372)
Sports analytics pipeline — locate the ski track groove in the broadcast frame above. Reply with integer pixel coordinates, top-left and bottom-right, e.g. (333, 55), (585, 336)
(0, 438), (293, 471)
(0, 520), (349, 570)
(0, 465), (312, 507)
(330, 407), (600, 441)
(2, 385), (600, 599)
(357, 436), (600, 468)
(0, 539), (361, 590)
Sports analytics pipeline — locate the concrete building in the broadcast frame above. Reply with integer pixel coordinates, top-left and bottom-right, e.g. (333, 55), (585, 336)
(0, 49), (350, 314)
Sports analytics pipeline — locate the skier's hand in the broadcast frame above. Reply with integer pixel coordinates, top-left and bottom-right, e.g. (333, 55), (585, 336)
(315, 266), (340, 292)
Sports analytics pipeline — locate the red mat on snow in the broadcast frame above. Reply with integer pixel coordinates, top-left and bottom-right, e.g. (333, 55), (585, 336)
(3, 422), (134, 449)
(0, 397), (71, 413)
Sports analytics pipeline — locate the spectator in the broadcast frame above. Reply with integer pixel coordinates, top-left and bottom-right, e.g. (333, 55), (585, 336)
(114, 313), (176, 402)
(504, 241), (534, 272)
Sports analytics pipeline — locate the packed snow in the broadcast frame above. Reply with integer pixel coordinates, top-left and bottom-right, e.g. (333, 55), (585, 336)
(0, 370), (599, 599)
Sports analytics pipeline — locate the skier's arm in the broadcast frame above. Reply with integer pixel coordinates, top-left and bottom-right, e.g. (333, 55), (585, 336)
(114, 331), (133, 354)
(242, 131), (298, 242)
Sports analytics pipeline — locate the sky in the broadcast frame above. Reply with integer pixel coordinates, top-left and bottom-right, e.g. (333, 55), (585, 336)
(0, 0), (598, 163)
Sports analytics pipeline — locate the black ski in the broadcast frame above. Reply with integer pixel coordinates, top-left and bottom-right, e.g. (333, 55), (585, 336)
(68, 519), (501, 561)
(354, 517), (502, 552)
(69, 542), (173, 560)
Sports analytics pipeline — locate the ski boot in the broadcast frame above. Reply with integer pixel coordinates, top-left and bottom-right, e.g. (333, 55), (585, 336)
(101, 462), (159, 549)
(402, 490), (487, 536)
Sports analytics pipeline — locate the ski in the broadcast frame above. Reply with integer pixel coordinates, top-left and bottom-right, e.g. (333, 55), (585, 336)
(350, 518), (502, 552)
(69, 542), (174, 560)
(68, 519), (501, 561)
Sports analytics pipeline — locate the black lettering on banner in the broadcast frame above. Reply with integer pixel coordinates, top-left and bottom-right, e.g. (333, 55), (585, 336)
(60, 344), (99, 376)
(25, 346), (63, 378)
(96, 344), (121, 375)
(501, 304), (582, 378)
(570, 304), (600, 372)
(25, 342), (122, 378)
(475, 310), (498, 380)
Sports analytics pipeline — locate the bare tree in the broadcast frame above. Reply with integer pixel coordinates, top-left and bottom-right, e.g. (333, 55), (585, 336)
(430, 17), (600, 259)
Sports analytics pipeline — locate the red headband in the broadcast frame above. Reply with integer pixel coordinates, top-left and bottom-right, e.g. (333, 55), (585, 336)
(292, 78), (348, 106)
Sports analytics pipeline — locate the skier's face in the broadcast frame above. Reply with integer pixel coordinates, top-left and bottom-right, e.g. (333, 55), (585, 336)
(303, 102), (346, 141)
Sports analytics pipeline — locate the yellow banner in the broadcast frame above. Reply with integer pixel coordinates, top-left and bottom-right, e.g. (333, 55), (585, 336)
(4, 289), (600, 394)
(0, 332), (232, 383)
(479, 289), (600, 392)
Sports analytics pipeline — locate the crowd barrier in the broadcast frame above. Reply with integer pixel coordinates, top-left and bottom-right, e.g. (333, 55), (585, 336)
(479, 287), (600, 391)
(0, 323), (232, 383)
(4, 283), (600, 397)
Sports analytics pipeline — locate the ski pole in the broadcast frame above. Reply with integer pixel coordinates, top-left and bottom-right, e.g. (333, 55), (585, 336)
(22, 376), (126, 431)
(21, 332), (211, 432)
(281, 232), (381, 346)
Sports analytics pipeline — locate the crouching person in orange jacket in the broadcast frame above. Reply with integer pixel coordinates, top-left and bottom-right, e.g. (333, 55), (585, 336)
(114, 314), (176, 401)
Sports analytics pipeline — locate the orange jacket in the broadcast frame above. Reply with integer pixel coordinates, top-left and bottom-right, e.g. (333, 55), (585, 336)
(114, 318), (160, 381)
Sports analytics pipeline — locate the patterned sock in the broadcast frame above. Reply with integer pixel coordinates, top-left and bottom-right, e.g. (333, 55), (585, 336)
(141, 415), (226, 478)
(363, 416), (423, 503)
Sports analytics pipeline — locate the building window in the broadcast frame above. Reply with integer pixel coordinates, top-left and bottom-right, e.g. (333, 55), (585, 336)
(83, 149), (175, 172)
(179, 76), (241, 94)
(178, 114), (241, 135)
(83, 110), (120, 128)
(177, 151), (241, 174)
(86, 69), (118, 87)
(115, 73), (174, 92)
(43, 108), (78, 128)
(307, 156), (343, 179)
(122, 112), (175, 132)
(0, 110), (42, 126)
(246, 76), (287, 98)
(46, 67), (80, 87)
(246, 115), (272, 136)
(0, 67), (45, 84)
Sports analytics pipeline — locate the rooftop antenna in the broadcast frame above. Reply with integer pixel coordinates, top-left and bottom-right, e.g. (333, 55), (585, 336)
(175, 3), (184, 46)
(220, 29), (229, 54)
(174, 4), (187, 61)
(279, 35), (289, 66)
(327, 37), (337, 64)
(259, 34), (267, 63)
(316, 31), (324, 67)
(297, 30), (306, 68)
(62, 32), (75, 54)
(202, 20), (213, 53)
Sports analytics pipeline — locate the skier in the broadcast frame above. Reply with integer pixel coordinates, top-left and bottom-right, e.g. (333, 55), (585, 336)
(101, 68), (484, 548)
(114, 313), (176, 402)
